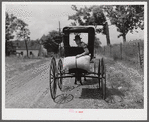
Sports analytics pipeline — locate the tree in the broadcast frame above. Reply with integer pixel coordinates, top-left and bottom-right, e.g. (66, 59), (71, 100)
(40, 30), (61, 53)
(92, 6), (111, 45)
(131, 5), (144, 29)
(5, 12), (30, 56)
(68, 5), (111, 45)
(5, 12), (17, 56)
(104, 5), (144, 43)
(16, 19), (30, 57)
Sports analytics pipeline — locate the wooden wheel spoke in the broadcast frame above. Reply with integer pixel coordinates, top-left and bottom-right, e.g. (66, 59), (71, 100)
(50, 79), (54, 83)
(50, 74), (54, 77)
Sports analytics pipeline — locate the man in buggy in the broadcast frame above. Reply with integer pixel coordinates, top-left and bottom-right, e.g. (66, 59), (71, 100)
(74, 34), (90, 85)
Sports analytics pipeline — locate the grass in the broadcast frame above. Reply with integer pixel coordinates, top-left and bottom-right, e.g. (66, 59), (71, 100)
(5, 56), (50, 79)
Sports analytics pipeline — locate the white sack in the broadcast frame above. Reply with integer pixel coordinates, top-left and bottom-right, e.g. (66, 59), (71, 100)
(63, 55), (91, 71)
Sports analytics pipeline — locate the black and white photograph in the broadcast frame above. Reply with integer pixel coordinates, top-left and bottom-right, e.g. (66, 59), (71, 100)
(2, 1), (147, 120)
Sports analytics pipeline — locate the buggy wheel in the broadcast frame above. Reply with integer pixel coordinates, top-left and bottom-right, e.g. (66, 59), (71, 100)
(101, 58), (106, 99)
(98, 59), (101, 89)
(58, 59), (63, 90)
(49, 57), (57, 100)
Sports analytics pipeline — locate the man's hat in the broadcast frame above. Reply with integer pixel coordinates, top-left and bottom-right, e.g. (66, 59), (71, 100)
(74, 35), (82, 41)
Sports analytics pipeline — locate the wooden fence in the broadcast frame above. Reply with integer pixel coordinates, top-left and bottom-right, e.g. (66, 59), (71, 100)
(97, 41), (144, 70)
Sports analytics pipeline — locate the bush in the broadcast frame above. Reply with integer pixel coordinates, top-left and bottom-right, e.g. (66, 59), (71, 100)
(113, 53), (120, 61)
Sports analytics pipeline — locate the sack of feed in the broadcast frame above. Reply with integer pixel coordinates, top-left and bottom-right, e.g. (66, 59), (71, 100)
(63, 55), (91, 71)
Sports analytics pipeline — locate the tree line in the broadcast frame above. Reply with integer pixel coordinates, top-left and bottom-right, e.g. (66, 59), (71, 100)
(6, 12), (31, 56)
(69, 5), (144, 44)
(5, 5), (144, 56)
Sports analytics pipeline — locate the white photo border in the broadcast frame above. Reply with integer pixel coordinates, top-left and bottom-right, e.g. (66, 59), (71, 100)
(2, 1), (148, 120)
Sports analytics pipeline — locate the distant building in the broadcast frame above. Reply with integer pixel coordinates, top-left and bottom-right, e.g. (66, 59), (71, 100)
(13, 40), (47, 57)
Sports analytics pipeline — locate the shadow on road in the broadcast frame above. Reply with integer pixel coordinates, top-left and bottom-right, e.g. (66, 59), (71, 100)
(82, 78), (99, 85)
(54, 94), (74, 104)
(53, 77), (125, 103)
(79, 85), (125, 100)
(79, 88), (102, 99)
(61, 86), (76, 92)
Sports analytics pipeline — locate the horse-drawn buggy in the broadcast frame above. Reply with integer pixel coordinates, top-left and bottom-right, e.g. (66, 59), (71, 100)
(49, 26), (106, 102)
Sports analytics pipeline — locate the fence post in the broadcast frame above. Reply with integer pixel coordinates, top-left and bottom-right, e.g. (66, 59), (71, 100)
(138, 42), (140, 66)
(138, 42), (143, 69)
(109, 45), (111, 56)
(138, 42), (140, 56)
(104, 46), (105, 55)
(120, 43), (122, 60)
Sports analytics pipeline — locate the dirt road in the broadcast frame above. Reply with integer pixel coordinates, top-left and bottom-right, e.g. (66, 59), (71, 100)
(5, 56), (144, 108)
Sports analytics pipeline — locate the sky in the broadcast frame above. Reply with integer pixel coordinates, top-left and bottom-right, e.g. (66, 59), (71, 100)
(5, 3), (144, 46)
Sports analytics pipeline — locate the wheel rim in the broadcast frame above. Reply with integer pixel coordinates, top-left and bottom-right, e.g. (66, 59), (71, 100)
(102, 78), (106, 99)
(101, 58), (104, 76)
(58, 59), (63, 90)
(101, 58), (106, 99)
(98, 59), (101, 89)
(49, 57), (57, 100)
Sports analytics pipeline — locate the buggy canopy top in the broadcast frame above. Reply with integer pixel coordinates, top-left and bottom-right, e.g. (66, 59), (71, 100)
(63, 26), (95, 33)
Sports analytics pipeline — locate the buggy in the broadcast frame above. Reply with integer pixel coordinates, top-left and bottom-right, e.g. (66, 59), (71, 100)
(49, 26), (106, 102)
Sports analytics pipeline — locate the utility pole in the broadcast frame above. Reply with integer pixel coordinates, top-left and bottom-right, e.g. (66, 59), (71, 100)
(58, 21), (62, 57)
(24, 28), (29, 58)
(58, 21), (61, 36)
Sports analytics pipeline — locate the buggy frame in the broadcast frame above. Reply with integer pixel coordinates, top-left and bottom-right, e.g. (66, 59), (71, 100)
(49, 26), (106, 101)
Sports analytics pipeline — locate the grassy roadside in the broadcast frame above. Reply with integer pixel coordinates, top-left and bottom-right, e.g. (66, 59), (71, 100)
(5, 56), (50, 79)
(95, 54), (144, 108)
(97, 40), (144, 72)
